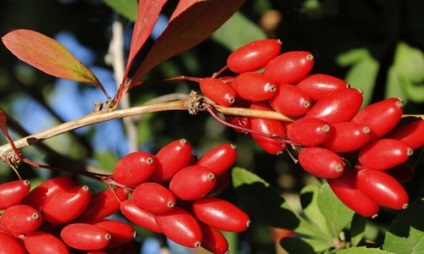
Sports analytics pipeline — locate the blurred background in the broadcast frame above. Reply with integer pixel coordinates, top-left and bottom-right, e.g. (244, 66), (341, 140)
(0, 0), (423, 253)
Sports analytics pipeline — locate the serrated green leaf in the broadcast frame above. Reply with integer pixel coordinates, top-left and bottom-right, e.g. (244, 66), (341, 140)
(103, 0), (138, 21)
(211, 11), (267, 51)
(280, 236), (333, 254)
(383, 198), (424, 254)
(317, 183), (355, 237)
(336, 247), (395, 254)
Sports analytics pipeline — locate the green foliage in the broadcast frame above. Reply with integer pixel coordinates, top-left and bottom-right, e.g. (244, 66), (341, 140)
(102, 0), (138, 21)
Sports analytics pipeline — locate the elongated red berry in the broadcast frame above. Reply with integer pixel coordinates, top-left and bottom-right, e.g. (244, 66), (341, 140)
(321, 122), (371, 152)
(305, 88), (363, 124)
(132, 182), (176, 215)
(92, 220), (136, 249)
(268, 83), (312, 117)
(358, 139), (413, 171)
(113, 151), (156, 187)
(356, 169), (409, 210)
(352, 98), (403, 140)
(155, 207), (203, 248)
(298, 147), (344, 178)
(23, 231), (69, 254)
(43, 185), (92, 225)
(232, 72), (277, 101)
(0, 179), (31, 210)
(286, 117), (332, 146)
(196, 143), (237, 177)
(199, 78), (236, 106)
(77, 187), (128, 223)
(120, 199), (162, 233)
(192, 197), (250, 232)
(296, 73), (349, 102)
(150, 139), (193, 182)
(169, 165), (216, 200)
(199, 222), (229, 254)
(385, 119), (424, 150)
(23, 175), (76, 211)
(227, 39), (282, 73)
(61, 223), (111, 251)
(1, 204), (43, 235)
(328, 168), (380, 217)
(249, 102), (287, 155)
(264, 51), (314, 83)
(0, 232), (27, 254)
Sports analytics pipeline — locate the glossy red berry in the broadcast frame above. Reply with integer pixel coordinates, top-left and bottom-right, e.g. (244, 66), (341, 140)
(0, 179), (31, 210)
(155, 207), (203, 248)
(327, 168), (380, 217)
(352, 97), (403, 140)
(132, 182), (176, 215)
(232, 72), (277, 101)
(196, 143), (237, 177)
(0, 232), (27, 254)
(358, 139), (413, 171)
(192, 197), (250, 232)
(296, 73), (349, 102)
(286, 117), (332, 146)
(43, 185), (92, 225)
(23, 231), (70, 254)
(227, 39), (282, 73)
(150, 139), (193, 182)
(268, 83), (312, 117)
(92, 220), (136, 249)
(1, 204), (43, 235)
(356, 169), (409, 210)
(169, 165), (216, 200)
(112, 151), (156, 187)
(305, 88), (363, 124)
(385, 119), (424, 150)
(321, 122), (371, 152)
(264, 51), (314, 84)
(199, 78), (237, 106)
(199, 222), (229, 254)
(298, 147), (344, 179)
(120, 199), (162, 233)
(61, 223), (111, 251)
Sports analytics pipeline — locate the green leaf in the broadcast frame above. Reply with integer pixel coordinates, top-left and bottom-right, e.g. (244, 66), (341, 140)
(393, 42), (424, 83)
(103, 0), (138, 21)
(211, 11), (267, 51)
(349, 214), (367, 247)
(317, 182), (355, 237)
(386, 62), (424, 103)
(280, 236), (333, 254)
(1, 29), (109, 98)
(383, 198), (424, 254)
(336, 247), (395, 254)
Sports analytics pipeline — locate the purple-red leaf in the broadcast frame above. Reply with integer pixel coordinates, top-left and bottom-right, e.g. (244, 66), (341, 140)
(127, 0), (245, 87)
(2, 29), (109, 98)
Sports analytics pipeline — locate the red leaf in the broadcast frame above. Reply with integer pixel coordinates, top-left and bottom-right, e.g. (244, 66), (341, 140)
(0, 110), (8, 137)
(2, 29), (109, 98)
(127, 0), (245, 87)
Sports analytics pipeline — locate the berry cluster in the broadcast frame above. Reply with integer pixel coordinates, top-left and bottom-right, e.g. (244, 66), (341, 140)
(199, 39), (424, 217)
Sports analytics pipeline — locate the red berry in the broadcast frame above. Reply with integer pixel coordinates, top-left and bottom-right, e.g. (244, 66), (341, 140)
(356, 169), (409, 210)
(0, 232), (27, 254)
(227, 39), (282, 73)
(385, 119), (424, 150)
(43, 185), (92, 225)
(155, 207), (203, 248)
(150, 139), (193, 182)
(268, 83), (312, 117)
(321, 122), (371, 152)
(120, 199), (162, 233)
(196, 143), (237, 177)
(0, 179), (31, 210)
(77, 187), (128, 223)
(61, 223), (111, 251)
(112, 151), (156, 187)
(199, 222), (229, 254)
(232, 72), (277, 101)
(305, 88), (363, 124)
(132, 182), (176, 214)
(23, 175), (76, 211)
(352, 98), (403, 140)
(91, 220), (136, 249)
(358, 139), (413, 171)
(328, 168), (380, 217)
(249, 102), (287, 155)
(169, 165), (216, 200)
(264, 51), (314, 83)
(1, 204), (43, 235)
(298, 147), (344, 178)
(286, 117), (332, 146)
(199, 78), (237, 106)
(23, 231), (69, 254)
(191, 197), (250, 232)
(296, 73), (349, 102)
